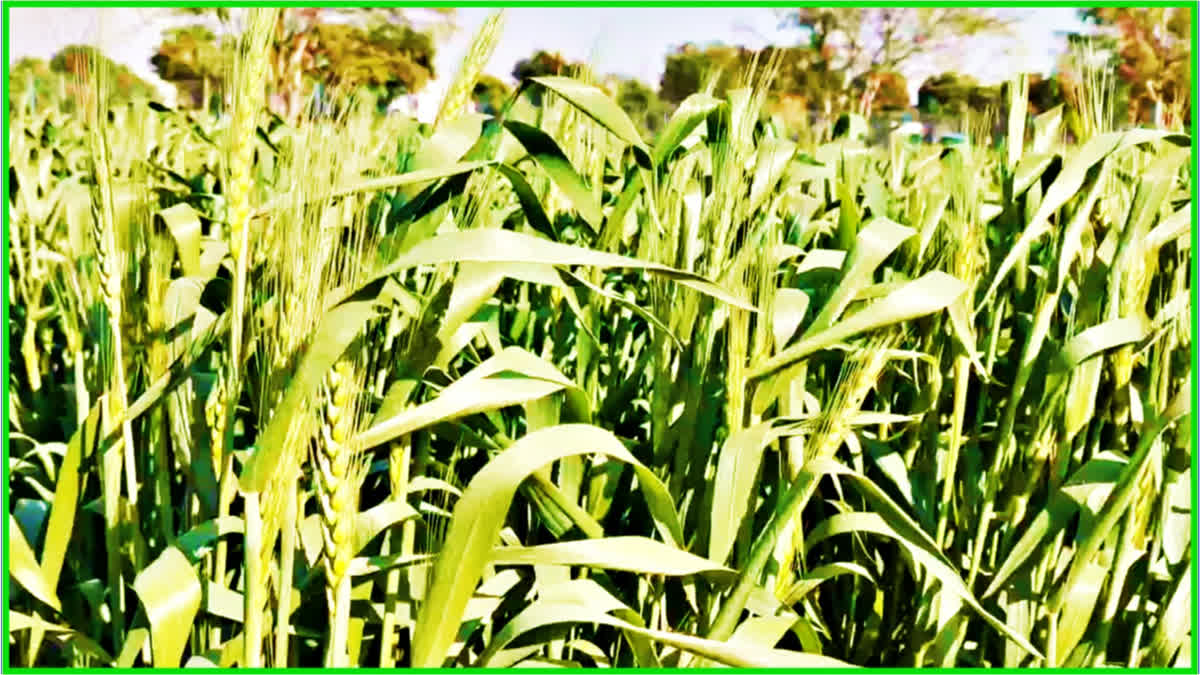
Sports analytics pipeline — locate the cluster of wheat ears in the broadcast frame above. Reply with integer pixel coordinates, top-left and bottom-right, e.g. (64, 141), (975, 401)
(4, 8), (1194, 669)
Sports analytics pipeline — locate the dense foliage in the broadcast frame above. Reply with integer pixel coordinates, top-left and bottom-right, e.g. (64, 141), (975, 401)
(4, 8), (1194, 670)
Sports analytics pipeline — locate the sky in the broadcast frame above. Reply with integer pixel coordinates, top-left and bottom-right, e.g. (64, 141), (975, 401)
(5, 6), (1092, 117)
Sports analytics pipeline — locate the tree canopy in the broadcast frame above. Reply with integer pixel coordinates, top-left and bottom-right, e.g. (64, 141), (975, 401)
(778, 8), (1012, 83)
(11, 46), (158, 113)
(151, 8), (440, 117)
(1081, 7), (1190, 127)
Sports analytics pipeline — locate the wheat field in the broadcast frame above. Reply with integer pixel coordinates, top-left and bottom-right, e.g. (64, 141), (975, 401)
(4, 8), (1195, 669)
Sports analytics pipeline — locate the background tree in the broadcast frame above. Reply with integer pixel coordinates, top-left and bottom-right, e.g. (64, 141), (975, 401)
(611, 76), (669, 137)
(777, 8), (1012, 92)
(471, 74), (511, 115)
(153, 8), (442, 118)
(512, 50), (575, 81)
(762, 44), (847, 115)
(850, 70), (910, 115)
(45, 45), (159, 112)
(512, 50), (584, 104)
(151, 25), (229, 109)
(9, 57), (59, 112)
(1027, 73), (1066, 115)
(916, 72), (980, 116)
(1081, 7), (1191, 127)
(658, 43), (748, 103)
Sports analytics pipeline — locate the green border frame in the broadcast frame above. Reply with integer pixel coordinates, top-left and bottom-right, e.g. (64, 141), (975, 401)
(1, 1), (1196, 673)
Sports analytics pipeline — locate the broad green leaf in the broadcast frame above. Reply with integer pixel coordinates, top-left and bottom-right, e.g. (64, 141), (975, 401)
(1161, 469), (1190, 565)
(1148, 567), (1190, 665)
(984, 452), (1128, 597)
(504, 120), (604, 230)
(796, 249), (847, 276)
(353, 500), (419, 555)
(496, 163), (556, 238)
(491, 537), (732, 580)
(805, 216), (915, 336)
(771, 289), (810, 350)
(481, 595), (853, 668)
(158, 203), (203, 277)
(132, 547), (202, 667)
(410, 424), (682, 667)
(530, 76), (650, 164)
(1055, 556), (1108, 663)
(433, 262), (509, 368)
(805, 511), (1042, 660)
(748, 138), (797, 214)
(653, 93), (722, 166)
(8, 514), (61, 611)
(115, 627), (149, 669)
(363, 227), (755, 311)
(781, 562), (876, 605)
(409, 113), (488, 172)
(710, 422), (795, 565)
(1031, 105), (1063, 153)
(1054, 318), (1146, 373)
(1012, 153), (1057, 197)
(41, 402), (101, 593)
(750, 271), (967, 381)
(355, 347), (578, 450)
(1143, 202), (1191, 252)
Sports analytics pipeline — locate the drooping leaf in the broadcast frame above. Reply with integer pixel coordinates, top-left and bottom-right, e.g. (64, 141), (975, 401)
(132, 547), (202, 668)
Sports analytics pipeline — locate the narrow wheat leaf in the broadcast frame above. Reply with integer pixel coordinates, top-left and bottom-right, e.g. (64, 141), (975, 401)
(176, 516), (245, 560)
(805, 511), (1042, 660)
(8, 515), (61, 611)
(353, 501), (420, 555)
(157, 203), (203, 277)
(1055, 557), (1108, 663)
(783, 562), (876, 605)
(1055, 318), (1146, 373)
(491, 537), (732, 580)
(8, 610), (112, 663)
(1050, 396), (1186, 614)
(1143, 203), (1191, 252)
(984, 129), (1184, 304)
(261, 161), (495, 215)
(496, 163), (557, 238)
(132, 547), (202, 667)
(806, 216), (915, 335)
(410, 424), (682, 667)
(653, 93), (722, 166)
(750, 271), (967, 381)
(355, 347), (577, 450)
(530, 76), (650, 164)
(1012, 153), (1057, 197)
(481, 596), (853, 668)
(771, 289), (810, 350)
(710, 422), (795, 565)
(504, 120), (603, 231)
(433, 262), (508, 367)
(985, 452), (1128, 597)
(364, 227), (754, 310)
(40, 402), (101, 592)
(115, 627), (149, 669)
(1149, 567), (1191, 665)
